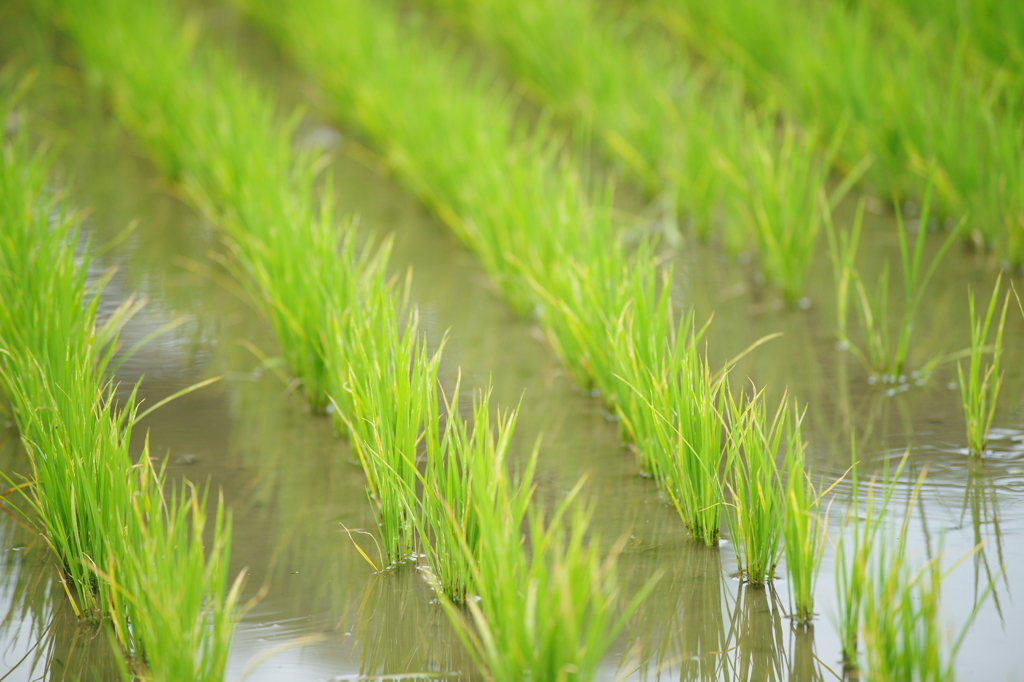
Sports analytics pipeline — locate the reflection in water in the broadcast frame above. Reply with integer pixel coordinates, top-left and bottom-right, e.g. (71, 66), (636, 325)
(723, 584), (786, 682)
(961, 459), (1008, 617)
(350, 570), (472, 680)
(624, 546), (730, 682)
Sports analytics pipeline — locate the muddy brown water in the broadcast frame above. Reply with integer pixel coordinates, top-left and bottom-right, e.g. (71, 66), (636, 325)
(2, 3), (1023, 680)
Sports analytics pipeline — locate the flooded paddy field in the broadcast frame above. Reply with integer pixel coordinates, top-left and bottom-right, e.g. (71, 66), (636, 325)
(2, 1), (1023, 680)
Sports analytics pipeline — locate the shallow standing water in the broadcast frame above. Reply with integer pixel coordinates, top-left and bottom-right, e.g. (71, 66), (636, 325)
(1, 2), (1023, 680)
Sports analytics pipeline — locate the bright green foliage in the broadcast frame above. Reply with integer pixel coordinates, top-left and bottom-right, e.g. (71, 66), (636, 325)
(618, 313), (726, 545)
(337, 306), (444, 568)
(414, 0), (837, 302)
(240, 0), (753, 560)
(781, 408), (829, 625)
(107, 468), (242, 681)
(442, 477), (653, 682)
(958, 276), (1010, 456)
(654, 0), (1024, 264)
(49, 0), (392, 413)
(723, 390), (788, 584)
(0, 95), (238, 680)
(418, 382), (522, 604)
(861, 537), (955, 682)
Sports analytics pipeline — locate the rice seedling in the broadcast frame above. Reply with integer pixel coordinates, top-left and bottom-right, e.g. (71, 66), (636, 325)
(860, 541), (958, 682)
(417, 379), (523, 604)
(0, 93), (134, 617)
(958, 275), (1010, 456)
(829, 182), (959, 382)
(781, 407), (835, 626)
(617, 314), (726, 546)
(336, 306), (444, 568)
(48, 0), (393, 414)
(834, 443), (909, 669)
(857, 471), (984, 682)
(441, 478), (656, 682)
(415, 0), (848, 301)
(722, 389), (787, 584)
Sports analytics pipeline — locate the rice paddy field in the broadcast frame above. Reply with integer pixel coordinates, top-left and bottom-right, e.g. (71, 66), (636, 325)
(1, 0), (1023, 680)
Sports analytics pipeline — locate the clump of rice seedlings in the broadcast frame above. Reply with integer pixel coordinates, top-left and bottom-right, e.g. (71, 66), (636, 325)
(834, 444), (909, 669)
(49, 0), (393, 414)
(442, 478), (655, 682)
(632, 323), (727, 547)
(958, 276), (1010, 456)
(860, 543), (954, 682)
(725, 117), (834, 305)
(829, 183), (958, 382)
(0, 94), (240, 678)
(418, 379), (523, 604)
(781, 407), (834, 626)
(337, 305), (444, 568)
(858, 474), (981, 682)
(722, 389), (788, 584)
(106, 464), (242, 682)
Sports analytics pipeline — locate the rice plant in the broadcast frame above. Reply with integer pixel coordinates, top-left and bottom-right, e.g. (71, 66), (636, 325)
(105, 463), (242, 682)
(858, 476), (982, 682)
(724, 117), (835, 305)
(781, 407), (835, 626)
(418, 380), (523, 604)
(722, 389), (788, 584)
(861, 542), (957, 682)
(834, 443), (909, 669)
(617, 311), (726, 546)
(441, 480), (656, 682)
(336, 305), (444, 568)
(829, 182), (958, 382)
(958, 275), (1010, 456)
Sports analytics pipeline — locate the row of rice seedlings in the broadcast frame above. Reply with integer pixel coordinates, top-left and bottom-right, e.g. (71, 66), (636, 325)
(651, 0), (1024, 264)
(44, 0), (460, 594)
(958, 276), (1011, 456)
(827, 189), (959, 383)
(412, 0), (844, 304)
(48, 4), (638, 668)
(48, 0), (393, 413)
(0, 93), (239, 680)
